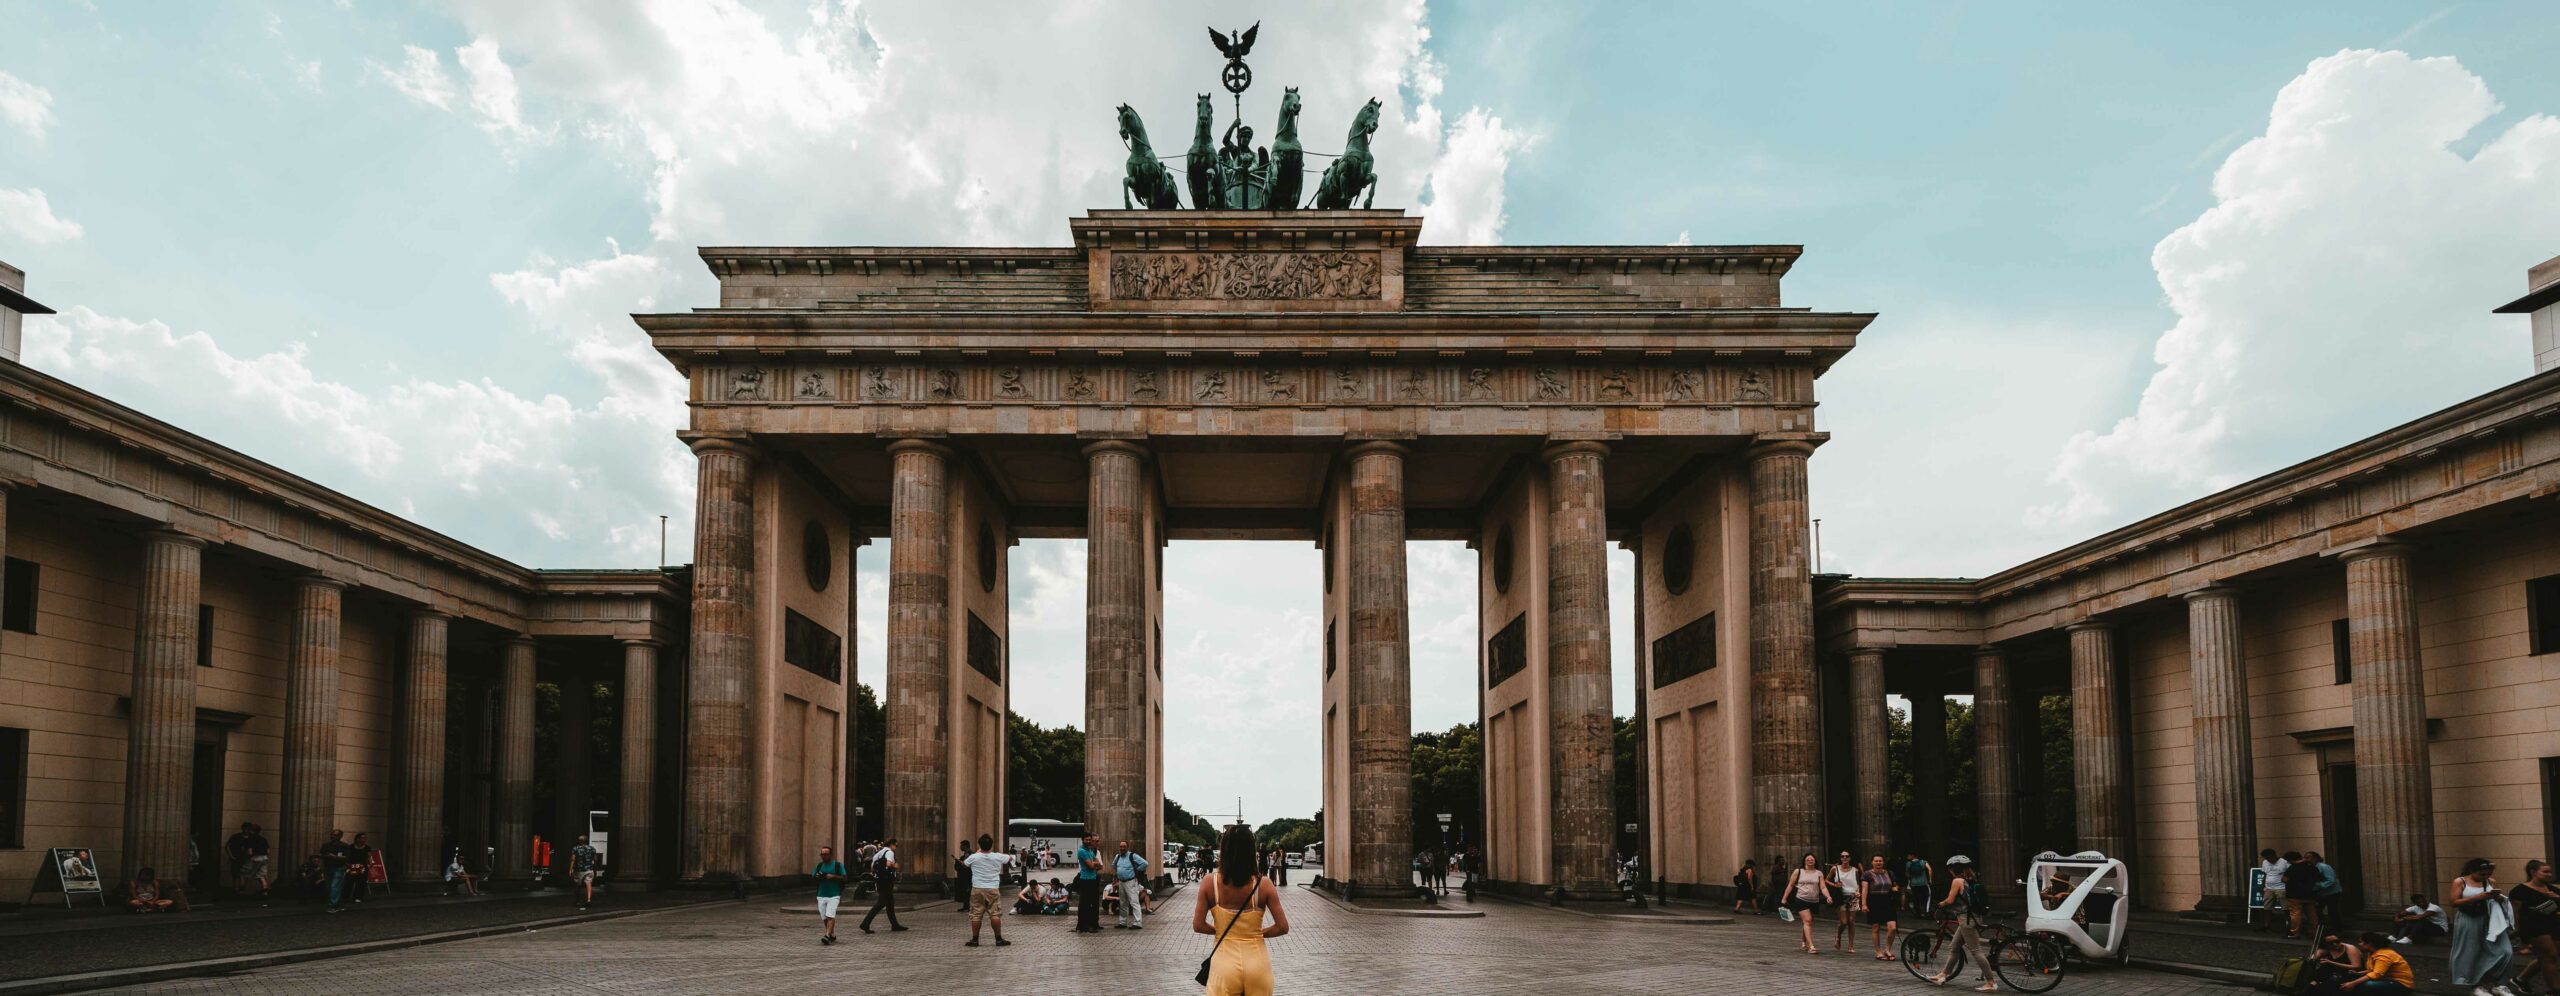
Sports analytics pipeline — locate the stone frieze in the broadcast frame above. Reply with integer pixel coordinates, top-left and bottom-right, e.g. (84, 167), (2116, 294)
(1105, 251), (1382, 301)
(704, 362), (1802, 407)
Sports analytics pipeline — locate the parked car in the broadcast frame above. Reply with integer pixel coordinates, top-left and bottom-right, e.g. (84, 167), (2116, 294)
(1285, 853), (1305, 869)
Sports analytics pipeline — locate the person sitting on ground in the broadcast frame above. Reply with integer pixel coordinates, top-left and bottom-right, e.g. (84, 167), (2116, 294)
(1041, 879), (1071, 914)
(2307, 933), (2364, 995)
(296, 855), (329, 902)
(1015, 880), (1044, 915)
(446, 847), (481, 897)
(2343, 932), (2415, 994)
(2391, 893), (2447, 945)
(1100, 879), (1123, 917)
(126, 867), (178, 913)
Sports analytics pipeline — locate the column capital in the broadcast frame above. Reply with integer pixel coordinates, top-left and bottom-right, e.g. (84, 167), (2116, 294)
(1539, 439), (1609, 462)
(1342, 440), (1410, 460)
(618, 636), (664, 649)
(294, 573), (349, 594)
(681, 432), (759, 460)
(1080, 438), (1149, 460)
(1847, 645), (1889, 659)
(142, 527), (209, 550)
(886, 437), (954, 459)
(2333, 540), (2414, 565)
(504, 634), (538, 650)
(2064, 619), (2113, 634)
(1972, 643), (2007, 661)
(2182, 583), (2243, 603)
(1746, 436), (1822, 461)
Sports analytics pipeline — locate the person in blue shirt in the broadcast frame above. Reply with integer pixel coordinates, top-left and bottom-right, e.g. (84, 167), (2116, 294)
(811, 845), (850, 946)
(1074, 834), (1104, 934)
(1112, 839), (1151, 929)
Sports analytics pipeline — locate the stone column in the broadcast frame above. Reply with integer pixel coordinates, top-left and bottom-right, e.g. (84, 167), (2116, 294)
(1083, 441), (1146, 855)
(2184, 586), (2256, 911)
(682, 435), (755, 882)
(618, 639), (659, 882)
(1910, 692), (1949, 859)
(1346, 442), (1416, 898)
(2067, 621), (2129, 858)
(394, 610), (448, 884)
(886, 440), (954, 880)
(0, 486), (10, 624)
(496, 637), (536, 879)
(555, 671), (593, 869)
(1747, 440), (1823, 863)
(1543, 442), (1616, 898)
(2341, 544), (2437, 917)
(1973, 646), (2021, 880)
(1848, 647), (1890, 860)
(277, 575), (345, 871)
(122, 529), (203, 880)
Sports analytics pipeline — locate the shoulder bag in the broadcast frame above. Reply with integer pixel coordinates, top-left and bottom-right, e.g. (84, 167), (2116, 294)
(1195, 875), (1257, 986)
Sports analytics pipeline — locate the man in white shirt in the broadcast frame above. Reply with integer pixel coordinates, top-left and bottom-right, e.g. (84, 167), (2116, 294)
(2257, 849), (2289, 932)
(961, 835), (1014, 947)
(2392, 893), (2449, 945)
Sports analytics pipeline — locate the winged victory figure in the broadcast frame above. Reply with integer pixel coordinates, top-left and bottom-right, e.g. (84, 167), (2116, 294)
(1209, 22), (1259, 61)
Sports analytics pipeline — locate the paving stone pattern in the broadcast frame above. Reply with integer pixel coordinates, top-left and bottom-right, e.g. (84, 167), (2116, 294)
(87, 888), (2254, 996)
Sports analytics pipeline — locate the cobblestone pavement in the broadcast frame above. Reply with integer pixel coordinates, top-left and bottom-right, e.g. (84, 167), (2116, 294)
(87, 887), (2255, 995)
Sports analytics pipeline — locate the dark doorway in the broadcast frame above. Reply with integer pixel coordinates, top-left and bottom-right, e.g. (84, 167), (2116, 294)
(2321, 759), (2364, 915)
(189, 722), (227, 890)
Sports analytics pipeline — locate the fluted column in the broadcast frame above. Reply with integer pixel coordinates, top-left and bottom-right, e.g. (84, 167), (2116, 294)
(278, 576), (346, 870)
(1973, 646), (2021, 880)
(1346, 442), (1415, 898)
(682, 435), (755, 881)
(1747, 439), (1823, 863)
(496, 637), (536, 879)
(394, 610), (449, 884)
(618, 639), (659, 882)
(887, 440), (954, 878)
(0, 487), (11, 628)
(1911, 692), (1949, 859)
(1848, 647), (1890, 860)
(2183, 586), (2256, 911)
(1082, 441), (1145, 855)
(2068, 621), (2129, 858)
(121, 529), (203, 880)
(2341, 544), (2436, 916)
(1542, 441), (1615, 898)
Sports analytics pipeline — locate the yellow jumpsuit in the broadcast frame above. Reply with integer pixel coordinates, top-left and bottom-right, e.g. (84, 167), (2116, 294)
(1203, 878), (1273, 996)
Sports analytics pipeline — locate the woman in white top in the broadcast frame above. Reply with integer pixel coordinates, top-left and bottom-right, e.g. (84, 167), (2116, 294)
(1832, 852), (1864, 952)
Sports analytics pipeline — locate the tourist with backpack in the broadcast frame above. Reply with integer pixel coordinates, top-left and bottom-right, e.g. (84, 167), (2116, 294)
(861, 836), (906, 934)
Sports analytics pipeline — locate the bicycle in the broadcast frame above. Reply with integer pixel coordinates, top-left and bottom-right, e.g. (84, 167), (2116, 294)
(1900, 917), (2068, 993)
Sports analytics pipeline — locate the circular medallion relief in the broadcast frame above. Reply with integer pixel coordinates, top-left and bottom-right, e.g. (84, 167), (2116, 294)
(976, 521), (998, 594)
(802, 521), (832, 592)
(1492, 525), (1515, 595)
(1662, 524), (1696, 596)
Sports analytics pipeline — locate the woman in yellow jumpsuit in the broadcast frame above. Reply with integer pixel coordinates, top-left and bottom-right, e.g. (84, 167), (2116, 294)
(1193, 824), (1290, 996)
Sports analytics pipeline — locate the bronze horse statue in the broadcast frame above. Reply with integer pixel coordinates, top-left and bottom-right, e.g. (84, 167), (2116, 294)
(1270, 87), (1304, 211)
(1118, 103), (1181, 210)
(1314, 97), (1381, 210)
(1186, 94), (1221, 211)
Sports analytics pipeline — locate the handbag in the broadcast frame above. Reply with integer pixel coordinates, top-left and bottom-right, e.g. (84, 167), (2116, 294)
(1195, 875), (1256, 986)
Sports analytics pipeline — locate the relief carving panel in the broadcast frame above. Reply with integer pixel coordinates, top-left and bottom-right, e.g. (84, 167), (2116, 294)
(1106, 251), (1383, 301)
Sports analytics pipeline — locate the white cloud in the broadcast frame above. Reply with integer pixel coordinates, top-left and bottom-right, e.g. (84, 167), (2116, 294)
(378, 45), (455, 109)
(0, 187), (84, 244)
(0, 70), (54, 140)
(2031, 49), (2560, 531)
(454, 37), (535, 140)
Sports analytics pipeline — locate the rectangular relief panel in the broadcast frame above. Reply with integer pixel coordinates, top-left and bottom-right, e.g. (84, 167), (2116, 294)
(1650, 612), (1716, 688)
(966, 610), (1004, 684)
(783, 609), (844, 683)
(1486, 612), (1529, 689)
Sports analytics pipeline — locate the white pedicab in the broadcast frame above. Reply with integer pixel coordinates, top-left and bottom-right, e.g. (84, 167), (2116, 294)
(2027, 850), (2133, 966)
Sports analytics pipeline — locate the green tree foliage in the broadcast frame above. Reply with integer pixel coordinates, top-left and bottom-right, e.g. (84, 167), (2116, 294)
(2037, 694), (2075, 851)
(1165, 798), (1217, 848)
(1255, 816), (1321, 851)
(1411, 722), (1482, 853)
(854, 683), (884, 841)
(1006, 711), (1085, 822)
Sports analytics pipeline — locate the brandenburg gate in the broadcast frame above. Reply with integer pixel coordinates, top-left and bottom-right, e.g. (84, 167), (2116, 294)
(637, 205), (1870, 900)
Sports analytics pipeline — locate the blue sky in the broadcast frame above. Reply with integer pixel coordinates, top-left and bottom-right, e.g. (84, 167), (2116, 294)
(8, 2), (2560, 819)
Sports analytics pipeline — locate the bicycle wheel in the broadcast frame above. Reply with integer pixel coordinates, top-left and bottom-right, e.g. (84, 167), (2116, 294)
(1902, 929), (1957, 983)
(1992, 934), (2066, 994)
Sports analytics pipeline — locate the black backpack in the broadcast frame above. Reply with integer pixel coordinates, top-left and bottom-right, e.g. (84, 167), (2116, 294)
(871, 851), (896, 881)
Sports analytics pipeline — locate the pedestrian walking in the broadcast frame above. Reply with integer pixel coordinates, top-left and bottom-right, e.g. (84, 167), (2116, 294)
(2259, 848), (2291, 932)
(812, 845), (849, 945)
(319, 829), (356, 913)
(861, 836), (907, 933)
(570, 834), (602, 910)
(1194, 823), (1290, 996)
(2514, 864), (2560, 991)
(224, 822), (271, 904)
(1904, 852), (1934, 917)
(1732, 859), (1761, 915)
(1073, 834), (1104, 934)
(1781, 853), (1831, 954)
(1831, 850), (1862, 952)
(962, 833), (1013, 947)
(1862, 854), (1901, 960)
(1111, 838), (1150, 929)
(2447, 857), (2516, 995)
(1926, 857), (2000, 993)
